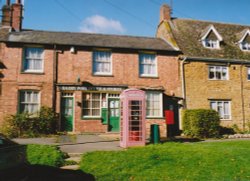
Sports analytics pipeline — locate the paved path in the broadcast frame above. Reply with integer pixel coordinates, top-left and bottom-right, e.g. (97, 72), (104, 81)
(13, 134), (122, 154)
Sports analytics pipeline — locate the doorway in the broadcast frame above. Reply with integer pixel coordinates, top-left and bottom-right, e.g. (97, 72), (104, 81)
(61, 93), (74, 132)
(108, 98), (120, 132)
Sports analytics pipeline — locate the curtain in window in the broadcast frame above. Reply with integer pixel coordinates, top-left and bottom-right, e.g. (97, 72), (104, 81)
(93, 51), (111, 74)
(146, 92), (161, 117)
(82, 93), (101, 116)
(140, 54), (156, 76)
(20, 91), (39, 114)
(24, 48), (43, 71)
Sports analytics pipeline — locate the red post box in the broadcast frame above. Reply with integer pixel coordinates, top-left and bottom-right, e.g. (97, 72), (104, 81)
(165, 110), (174, 125)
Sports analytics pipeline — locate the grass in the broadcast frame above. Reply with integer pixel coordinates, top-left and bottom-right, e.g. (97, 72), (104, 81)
(80, 140), (250, 181)
(27, 144), (66, 167)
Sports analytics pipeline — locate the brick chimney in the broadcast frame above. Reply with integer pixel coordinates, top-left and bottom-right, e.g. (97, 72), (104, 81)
(159, 4), (172, 22)
(11, 0), (23, 31)
(1, 0), (23, 31)
(1, 0), (11, 27)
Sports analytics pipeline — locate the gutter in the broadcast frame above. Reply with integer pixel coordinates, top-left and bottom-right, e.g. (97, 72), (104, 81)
(183, 56), (250, 64)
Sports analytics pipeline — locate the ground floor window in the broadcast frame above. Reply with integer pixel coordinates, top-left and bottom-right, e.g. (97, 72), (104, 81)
(146, 91), (162, 117)
(82, 92), (120, 117)
(19, 90), (40, 114)
(210, 100), (231, 120)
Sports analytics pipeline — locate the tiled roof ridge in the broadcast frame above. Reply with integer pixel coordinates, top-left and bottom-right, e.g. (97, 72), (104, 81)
(14, 29), (162, 40)
(172, 17), (250, 28)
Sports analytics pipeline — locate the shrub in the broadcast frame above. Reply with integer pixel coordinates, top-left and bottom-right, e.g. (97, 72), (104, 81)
(0, 106), (58, 138)
(183, 109), (220, 138)
(27, 144), (66, 167)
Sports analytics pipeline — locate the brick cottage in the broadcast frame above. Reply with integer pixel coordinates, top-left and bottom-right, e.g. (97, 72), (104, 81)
(0, 1), (182, 136)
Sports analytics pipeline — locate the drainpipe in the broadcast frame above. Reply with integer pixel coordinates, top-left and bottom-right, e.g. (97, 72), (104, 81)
(240, 64), (246, 131)
(180, 56), (187, 109)
(52, 45), (58, 112)
(179, 56), (188, 130)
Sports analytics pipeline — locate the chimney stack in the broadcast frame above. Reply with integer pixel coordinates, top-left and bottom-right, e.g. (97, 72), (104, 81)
(159, 4), (172, 22)
(11, 0), (23, 31)
(1, 0), (23, 31)
(1, 0), (11, 27)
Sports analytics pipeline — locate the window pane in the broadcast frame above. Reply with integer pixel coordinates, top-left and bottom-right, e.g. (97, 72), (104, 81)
(146, 92), (161, 117)
(93, 51), (111, 74)
(140, 53), (156, 76)
(24, 48), (43, 71)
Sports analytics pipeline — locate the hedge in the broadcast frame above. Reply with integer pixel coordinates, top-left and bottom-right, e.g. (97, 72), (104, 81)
(183, 109), (220, 138)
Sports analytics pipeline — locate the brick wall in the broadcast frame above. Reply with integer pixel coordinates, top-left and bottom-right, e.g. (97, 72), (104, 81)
(0, 44), (53, 124)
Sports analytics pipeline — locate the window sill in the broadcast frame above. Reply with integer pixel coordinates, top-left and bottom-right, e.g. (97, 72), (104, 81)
(220, 119), (232, 121)
(208, 79), (228, 81)
(146, 117), (165, 120)
(21, 72), (44, 75)
(92, 74), (114, 77)
(140, 75), (159, 79)
(82, 117), (102, 120)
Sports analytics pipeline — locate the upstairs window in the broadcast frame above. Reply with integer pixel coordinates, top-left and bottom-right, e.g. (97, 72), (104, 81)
(240, 42), (250, 51)
(247, 67), (250, 80)
(139, 53), (157, 77)
(238, 29), (250, 51)
(201, 25), (222, 49)
(93, 51), (112, 75)
(23, 47), (44, 73)
(203, 40), (220, 49)
(208, 65), (228, 80)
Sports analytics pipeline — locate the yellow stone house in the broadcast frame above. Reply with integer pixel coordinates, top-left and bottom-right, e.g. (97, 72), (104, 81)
(157, 4), (250, 131)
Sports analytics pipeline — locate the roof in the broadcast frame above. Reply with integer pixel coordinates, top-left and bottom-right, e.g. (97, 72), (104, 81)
(0, 28), (176, 52)
(170, 18), (250, 60)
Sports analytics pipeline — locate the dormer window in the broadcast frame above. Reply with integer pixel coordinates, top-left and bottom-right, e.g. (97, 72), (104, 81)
(238, 29), (250, 51)
(200, 25), (223, 49)
(203, 39), (220, 49)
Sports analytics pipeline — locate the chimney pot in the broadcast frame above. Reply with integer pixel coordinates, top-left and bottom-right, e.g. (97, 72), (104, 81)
(6, 0), (10, 6)
(160, 4), (172, 22)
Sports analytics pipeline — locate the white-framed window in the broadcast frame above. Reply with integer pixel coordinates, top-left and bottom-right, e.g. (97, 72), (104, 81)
(19, 90), (40, 114)
(202, 39), (220, 49)
(208, 65), (228, 80)
(240, 42), (250, 51)
(146, 91), (162, 117)
(23, 47), (44, 72)
(93, 51), (112, 75)
(247, 67), (250, 80)
(139, 53), (157, 77)
(210, 100), (231, 120)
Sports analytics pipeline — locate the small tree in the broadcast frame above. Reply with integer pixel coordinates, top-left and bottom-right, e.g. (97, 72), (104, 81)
(183, 109), (220, 138)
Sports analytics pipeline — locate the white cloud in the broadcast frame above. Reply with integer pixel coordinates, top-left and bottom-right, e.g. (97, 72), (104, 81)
(79, 15), (126, 34)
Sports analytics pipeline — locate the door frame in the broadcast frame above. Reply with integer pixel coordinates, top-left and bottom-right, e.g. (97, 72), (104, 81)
(108, 98), (120, 132)
(60, 92), (75, 132)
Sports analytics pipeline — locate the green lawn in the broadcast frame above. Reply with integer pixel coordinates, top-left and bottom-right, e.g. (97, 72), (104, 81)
(80, 140), (250, 181)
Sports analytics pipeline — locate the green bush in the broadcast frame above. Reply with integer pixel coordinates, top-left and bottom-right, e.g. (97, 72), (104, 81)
(27, 144), (66, 167)
(183, 109), (220, 138)
(0, 106), (58, 138)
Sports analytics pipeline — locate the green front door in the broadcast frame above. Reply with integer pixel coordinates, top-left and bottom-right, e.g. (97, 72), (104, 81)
(108, 99), (120, 132)
(61, 97), (74, 131)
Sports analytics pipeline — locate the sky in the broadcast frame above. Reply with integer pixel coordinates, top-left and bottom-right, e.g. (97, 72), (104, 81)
(2, 0), (250, 37)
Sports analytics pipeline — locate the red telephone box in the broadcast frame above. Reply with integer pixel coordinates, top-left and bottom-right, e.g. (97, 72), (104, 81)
(120, 89), (146, 148)
(165, 110), (174, 125)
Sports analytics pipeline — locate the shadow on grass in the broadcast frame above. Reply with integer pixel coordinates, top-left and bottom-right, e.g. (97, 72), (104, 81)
(28, 164), (95, 181)
(161, 136), (204, 143)
(1, 164), (95, 181)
